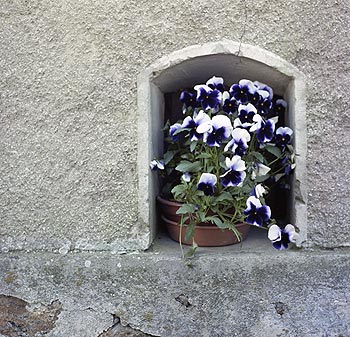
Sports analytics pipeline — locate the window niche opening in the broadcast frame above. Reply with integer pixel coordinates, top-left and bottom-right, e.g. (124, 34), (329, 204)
(137, 41), (307, 249)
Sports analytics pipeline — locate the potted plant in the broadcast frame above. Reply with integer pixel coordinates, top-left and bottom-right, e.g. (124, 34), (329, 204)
(151, 76), (299, 254)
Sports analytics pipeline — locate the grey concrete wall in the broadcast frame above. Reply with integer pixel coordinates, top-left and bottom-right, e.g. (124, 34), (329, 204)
(1, 0), (349, 251)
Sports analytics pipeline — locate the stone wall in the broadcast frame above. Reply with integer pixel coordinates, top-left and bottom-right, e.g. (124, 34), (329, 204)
(1, 0), (349, 252)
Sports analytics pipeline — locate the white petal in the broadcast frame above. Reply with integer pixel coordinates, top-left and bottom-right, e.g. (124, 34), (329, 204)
(285, 224), (299, 243)
(230, 155), (246, 171)
(268, 225), (282, 242)
(256, 163), (271, 176)
(222, 91), (230, 101)
(199, 172), (217, 185)
(276, 126), (293, 136)
(255, 184), (266, 198)
(212, 115), (232, 129)
(196, 121), (212, 134)
(224, 139), (234, 152)
(206, 76), (224, 87)
(233, 118), (243, 128)
(239, 79), (256, 94)
(182, 116), (193, 128)
(276, 98), (287, 108)
(246, 195), (262, 209)
(269, 116), (279, 125)
(232, 128), (251, 142)
(238, 103), (257, 114)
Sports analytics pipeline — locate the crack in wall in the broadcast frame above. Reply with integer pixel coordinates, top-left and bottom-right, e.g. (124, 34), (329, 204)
(98, 314), (158, 337)
(237, 0), (249, 56)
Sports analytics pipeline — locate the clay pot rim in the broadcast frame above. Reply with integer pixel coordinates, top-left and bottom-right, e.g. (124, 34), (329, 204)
(157, 195), (183, 207)
(161, 215), (249, 230)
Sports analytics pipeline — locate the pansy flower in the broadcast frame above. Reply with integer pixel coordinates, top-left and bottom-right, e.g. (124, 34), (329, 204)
(197, 115), (233, 147)
(194, 84), (222, 111)
(179, 91), (199, 111)
(234, 103), (257, 128)
(224, 128), (251, 156)
(275, 127), (293, 148)
(222, 91), (238, 114)
(244, 196), (271, 227)
(268, 224), (298, 250)
(220, 156), (246, 187)
(253, 81), (273, 100)
(181, 110), (211, 142)
(229, 79), (256, 104)
(197, 173), (217, 196)
(272, 98), (287, 117)
(150, 159), (164, 171)
(250, 114), (275, 143)
(169, 123), (182, 141)
(206, 76), (225, 92)
(255, 91), (272, 116)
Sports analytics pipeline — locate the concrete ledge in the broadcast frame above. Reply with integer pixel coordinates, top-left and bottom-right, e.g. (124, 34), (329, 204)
(0, 244), (349, 337)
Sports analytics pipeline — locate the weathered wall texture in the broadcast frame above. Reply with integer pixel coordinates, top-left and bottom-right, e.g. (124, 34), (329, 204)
(0, 0), (349, 251)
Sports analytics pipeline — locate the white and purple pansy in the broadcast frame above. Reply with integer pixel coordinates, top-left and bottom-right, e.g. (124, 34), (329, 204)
(253, 81), (273, 100)
(197, 173), (217, 196)
(222, 91), (238, 114)
(182, 110), (211, 142)
(244, 196), (271, 227)
(220, 156), (246, 187)
(150, 159), (164, 171)
(229, 79), (256, 104)
(273, 98), (287, 116)
(194, 84), (222, 111)
(268, 224), (298, 250)
(206, 76), (225, 92)
(250, 114), (275, 143)
(275, 127), (293, 148)
(224, 128), (251, 156)
(197, 115), (233, 147)
(169, 123), (182, 141)
(255, 90), (272, 116)
(179, 90), (199, 110)
(234, 103), (257, 128)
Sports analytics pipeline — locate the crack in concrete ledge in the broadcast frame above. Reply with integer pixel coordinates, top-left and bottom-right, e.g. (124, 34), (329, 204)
(98, 314), (158, 337)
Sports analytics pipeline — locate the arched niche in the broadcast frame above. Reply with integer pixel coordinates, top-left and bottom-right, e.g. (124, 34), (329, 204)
(137, 40), (307, 248)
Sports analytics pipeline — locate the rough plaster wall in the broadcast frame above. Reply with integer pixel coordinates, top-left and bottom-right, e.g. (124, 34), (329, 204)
(0, 0), (349, 250)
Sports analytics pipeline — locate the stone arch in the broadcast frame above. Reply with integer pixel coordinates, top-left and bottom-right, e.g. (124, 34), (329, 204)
(137, 40), (307, 248)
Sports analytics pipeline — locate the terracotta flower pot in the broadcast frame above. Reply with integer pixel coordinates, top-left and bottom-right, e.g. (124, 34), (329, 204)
(157, 196), (250, 247)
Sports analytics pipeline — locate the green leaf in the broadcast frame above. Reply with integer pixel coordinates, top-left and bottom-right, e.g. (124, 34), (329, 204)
(176, 203), (196, 215)
(197, 211), (206, 222)
(251, 151), (264, 163)
(173, 127), (191, 136)
(255, 174), (270, 183)
(171, 184), (186, 197)
(213, 191), (234, 203)
(175, 161), (202, 173)
(196, 153), (211, 159)
(184, 223), (195, 242)
(163, 150), (176, 165)
(205, 216), (228, 229)
(190, 141), (197, 153)
(265, 145), (282, 158)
